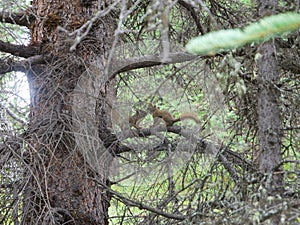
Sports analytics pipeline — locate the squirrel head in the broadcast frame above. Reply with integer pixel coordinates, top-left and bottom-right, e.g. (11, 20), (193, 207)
(147, 104), (160, 113)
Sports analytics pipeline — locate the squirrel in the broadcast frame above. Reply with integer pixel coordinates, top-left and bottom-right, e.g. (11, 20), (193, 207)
(111, 108), (147, 130)
(149, 105), (200, 126)
(129, 109), (147, 129)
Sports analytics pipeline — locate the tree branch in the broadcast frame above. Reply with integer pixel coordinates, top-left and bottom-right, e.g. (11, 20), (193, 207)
(0, 58), (25, 74)
(0, 40), (39, 58)
(0, 102), (27, 125)
(0, 55), (45, 74)
(108, 52), (199, 78)
(94, 179), (186, 221)
(0, 11), (34, 27)
(113, 125), (256, 181)
(178, 0), (205, 35)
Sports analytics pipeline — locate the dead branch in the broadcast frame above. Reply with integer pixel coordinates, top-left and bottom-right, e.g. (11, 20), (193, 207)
(0, 102), (27, 125)
(178, 0), (205, 35)
(94, 179), (186, 221)
(0, 11), (34, 27)
(0, 58), (26, 74)
(0, 55), (45, 74)
(112, 125), (256, 182)
(0, 40), (39, 58)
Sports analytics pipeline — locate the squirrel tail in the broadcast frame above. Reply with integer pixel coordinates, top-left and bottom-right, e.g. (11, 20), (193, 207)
(179, 112), (200, 123)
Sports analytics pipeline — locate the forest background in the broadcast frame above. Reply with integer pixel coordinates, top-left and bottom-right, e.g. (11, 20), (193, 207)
(0, 0), (299, 224)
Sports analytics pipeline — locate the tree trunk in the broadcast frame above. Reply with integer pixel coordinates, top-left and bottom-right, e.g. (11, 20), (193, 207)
(256, 0), (283, 194)
(21, 0), (115, 224)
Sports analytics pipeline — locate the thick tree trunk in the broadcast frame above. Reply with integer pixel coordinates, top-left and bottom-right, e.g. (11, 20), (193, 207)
(21, 0), (115, 224)
(256, 0), (283, 194)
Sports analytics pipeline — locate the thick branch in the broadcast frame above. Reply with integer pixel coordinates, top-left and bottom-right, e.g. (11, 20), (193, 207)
(0, 58), (26, 74)
(108, 52), (198, 78)
(0, 40), (39, 58)
(0, 55), (45, 74)
(113, 125), (256, 180)
(0, 11), (34, 27)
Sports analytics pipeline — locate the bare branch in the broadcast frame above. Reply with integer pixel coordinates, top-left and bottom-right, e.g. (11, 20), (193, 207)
(0, 11), (34, 27)
(0, 40), (39, 58)
(178, 0), (205, 35)
(0, 102), (27, 125)
(108, 52), (199, 78)
(0, 55), (45, 74)
(113, 125), (256, 180)
(94, 180), (186, 221)
(0, 58), (24, 74)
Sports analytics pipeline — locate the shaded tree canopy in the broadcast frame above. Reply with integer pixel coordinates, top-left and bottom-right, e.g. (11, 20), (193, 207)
(0, 0), (299, 224)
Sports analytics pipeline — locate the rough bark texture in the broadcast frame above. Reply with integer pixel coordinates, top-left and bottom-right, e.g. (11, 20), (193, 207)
(22, 0), (115, 224)
(256, 0), (283, 194)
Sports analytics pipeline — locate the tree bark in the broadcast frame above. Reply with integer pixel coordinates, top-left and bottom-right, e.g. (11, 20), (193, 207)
(256, 0), (283, 195)
(21, 0), (115, 224)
